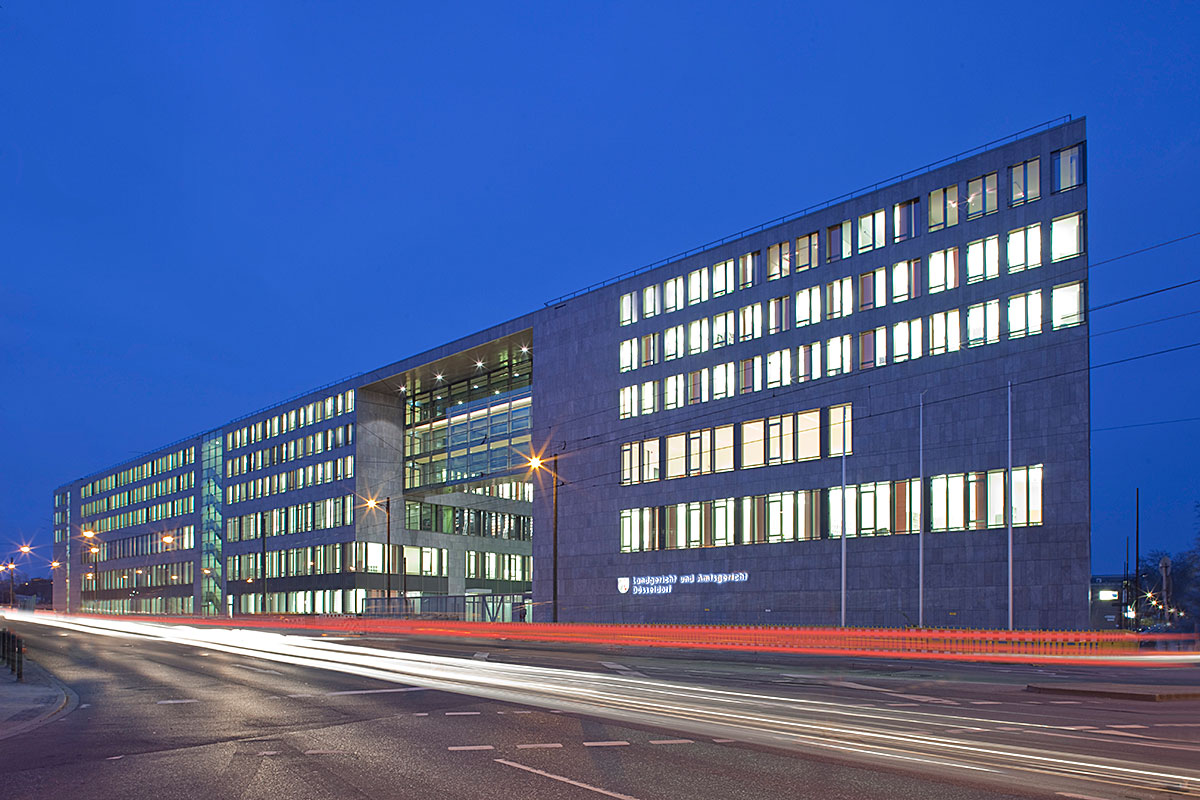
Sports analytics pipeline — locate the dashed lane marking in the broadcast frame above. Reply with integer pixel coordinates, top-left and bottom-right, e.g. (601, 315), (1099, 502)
(304, 750), (347, 755)
(517, 743), (563, 749)
(473, 652), (490, 661)
(583, 741), (630, 747)
(969, 701), (1002, 705)
(448, 745), (494, 751)
(712, 738), (736, 743)
(257, 751), (279, 756)
(446, 711), (481, 716)
(326, 688), (426, 696)
(1109, 724), (1149, 729)
(414, 712), (429, 716)
(649, 739), (693, 745)
(106, 756), (124, 761)
(494, 759), (643, 800)
(156, 699), (198, 704)
(232, 664), (283, 675)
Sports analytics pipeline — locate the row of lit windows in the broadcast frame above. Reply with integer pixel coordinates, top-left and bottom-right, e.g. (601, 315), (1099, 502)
(405, 500), (532, 541)
(617, 283), (1082, 419)
(618, 147), (1083, 327)
(619, 465), (1043, 552)
(79, 596), (193, 614)
(347, 543), (447, 577)
(224, 495), (355, 542)
(225, 456), (354, 505)
(466, 550), (532, 582)
(90, 496), (195, 534)
(83, 561), (195, 591)
(227, 543), (344, 580)
(88, 526), (195, 563)
(82, 472), (195, 517)
(80, 447), (196, 500)
(618, 216), (1084, 372)
(226, 389), (356, 452)
(226, 424), (355, 478)
(621, 405), (851, 484)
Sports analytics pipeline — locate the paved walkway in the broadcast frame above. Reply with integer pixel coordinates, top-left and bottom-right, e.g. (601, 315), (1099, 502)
(0, 660), (72, 740)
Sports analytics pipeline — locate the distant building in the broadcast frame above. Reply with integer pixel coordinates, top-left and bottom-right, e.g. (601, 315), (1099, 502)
(1089, 574), (1126, 630)
(54, 117), (1090, 629)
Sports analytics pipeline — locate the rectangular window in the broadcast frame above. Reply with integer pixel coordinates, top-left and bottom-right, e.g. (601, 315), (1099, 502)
(795, 286), (822, 327)
(829, 403), (852, 457)
(927, 248), (960, 294)
(931, 473), (967, 531)
(1011, 158), (1040, 205)
(620, 442), (640, 485)
(688, 318), (710, 355)
(664, 374), (685, 410)
(663, 324), (685, 360)
(738, 251), (759, 289)
(966, 172), (998, 218)
(892, 259), (919, 303)
(739, 356), (761, 394)
(712, 311), (734, 348)
(767, 295), (790, 335)
(826, 277), (853, 319)
(666, 433), (686, 479)
(619, 338), (637, 372)
(687, 429), (712, 477)
(1007, 224), (1042, 273)
(857, 209), (885, 253)
(640, 380), (659, 415)
(1051, 282), (1084, 329)
(1053, 145), (1082, 192)
(859, 267), (886, 310)
(642, 285), (661, 318)
(892, 318), (922, 362)
(966, 236), (1000, 283)
(797, 409), (820, 461)
(894, 198), (919, 242)
(968, 470), (1005, 529)
(1008, 290), (1043, 339)
(795, 232), (819, 272)
(712, 259), (735, 297)
(687, 267), (709, 305)
(619, 292), (637, 326)
(768, 241), (791, 280)
(966, 300), (1001, 346)
(928, 184), (959, 231)
(765, 348), (792, 388)
(640, 333), (659, 366)
(687, 369), (709, 405)
(1010, 465), (1044, 526)
(712, 362), (735, 400)
(714, 425), (734, 473)
(642, 439), (660, 483)
(798, 342), (822, 383)
(619, 385), (638, 419)
(741, 419), (765, 469)
(827, 220), (852, 261)
(859, 326), (886, 368)
(738, 303), (763, 341)
(663, 276), (684, 313)
(929, 309), (961, 355)
(825, 335), (852, 376)
(766, 414), (795, 466)
(1051, 213), (1084, 261)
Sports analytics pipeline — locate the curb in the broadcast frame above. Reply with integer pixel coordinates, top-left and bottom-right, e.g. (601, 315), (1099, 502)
(0, 660), (78, 740)
(1027, 682), (1200, 702)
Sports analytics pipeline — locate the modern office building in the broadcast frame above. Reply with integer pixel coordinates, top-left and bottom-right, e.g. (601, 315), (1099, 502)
(53, 117), (1090, 629)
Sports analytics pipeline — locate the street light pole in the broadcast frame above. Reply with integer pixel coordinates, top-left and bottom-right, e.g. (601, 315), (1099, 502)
(261, 521), (268, 615)
(528, 454), (560, 623)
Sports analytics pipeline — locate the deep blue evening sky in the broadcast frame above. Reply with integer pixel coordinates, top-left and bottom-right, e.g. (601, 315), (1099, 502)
(2, 2), (1198, 576)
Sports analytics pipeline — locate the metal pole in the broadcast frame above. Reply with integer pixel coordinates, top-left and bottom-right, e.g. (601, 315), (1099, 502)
(552, 459), (560, 623)
(840, 410), (847, 628)
(918, 392), (925, 628)
(1134, 488), (1140, 626)
(261, 521), (268, 615)
(385, 497), (392, 604)
(1007, 381), (1013, 631)
(400, 498), (408, 608)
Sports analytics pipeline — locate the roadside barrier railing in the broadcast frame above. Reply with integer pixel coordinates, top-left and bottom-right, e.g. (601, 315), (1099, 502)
(1, 627), (25, 681)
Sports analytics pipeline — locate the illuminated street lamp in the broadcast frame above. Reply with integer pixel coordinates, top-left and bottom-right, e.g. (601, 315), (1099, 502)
(365, 497), (401, 609)
(528, 453), (561, 623)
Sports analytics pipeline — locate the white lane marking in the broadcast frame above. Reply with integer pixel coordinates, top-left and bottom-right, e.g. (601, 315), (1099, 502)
(885, 703), (919, 707)
(79, 704), (92, 709)
(304, 749), (346, 755)
(969, 700), (1002, 705)
(494, 759), (642, 800)
(583, 741), (629, 747)
(1056, 793), (1110, 800)
(156, 699), (198, 704)
(473, 652), (489, 661)
(448, 745), (494, 751)
(600, 662), (627, 670)
(649, 739), (693, 745)
(446, 711), (481, 716)
(233, 664), (283, 675)
(712, 738), (735, 743)
(106, 755), (124, 760)
(326, 687), (426, 696)
(1061, 726), (1097, 731)
(1048, 700), (1082, 705)
(286, 693), (314, 698)
(517, 743), (563, 749)
(1096, 729), (1152, 739)
(510, 710), (533, 714)
(413, 712), (429, 716)
(1109, 724), (1148, 729)
(257, 751), (279, 756)
(1154, 723), (1200, 727)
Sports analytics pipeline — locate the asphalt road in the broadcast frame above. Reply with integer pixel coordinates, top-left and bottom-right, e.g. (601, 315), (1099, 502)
(3, 617), (1199, 800)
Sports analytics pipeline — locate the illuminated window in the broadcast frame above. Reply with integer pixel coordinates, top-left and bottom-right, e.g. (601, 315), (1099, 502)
(968, 470), (1005, 529)
(640, 333), (659, 366)
(619, 508), (658, 553)
(797, 409), (820, 461)
(892, 259), (919, 303)
(712, 310), (734, 348)
(765, 348), (792, 388)
(859, 327), (886, 368)
(712, 259), (735, 297)
(1011, 158), (1040, 205)
(663, 276), (684, 313)
(797, 342), (822, 383)
(619, 339), (637, 372)
(619, 292), (637, 326)
(739, 303), (763, 341)
(892, 318), (923, 362)
(858, 209), (885, 253)
(688, 318), (710, 355)
(928, 184), (958, 231)
(829, 485), (858, 538)
(928, 248), (960, 294)
(1011, 465), (1043, 526)
(666, 433), (686, 479)
(857, 482), (893, 535)
(825, 335), (852, 376)
(795, 232), (819, 272)
(619, 385), (638, 419)
(687, 369), (709, 405)
(1051, 213), (1083, 261)
(931, 473), (967, 531)
(640, 380), (659, 415)
(688, 267), (709, 305)
(1051, 282), (1084, 329)
(714, 426), (734, 472)
(768, 241), (791, 280)
(929, 310), (961, 355)
(687, 429), (712, 476)
(826, 277), (853, 319)
(642, 439), (660, 482)
(859, 267), (886, 310)
(966, 236), (1000, 283)
(1052, 145), (1083, 192)
(766, 414), (794, 466)
(1007, 224), (1042, 273)
(620, 442), (640, 485)
(767, 295), (790, 335)
(894, 198), (919, 242)
(642, 285), (661, 318)
(712, 362), (735, 400)
(966, 300), (1001, 346)
(664, 374), (685, 410)
(1008, 290), (1043, 339)
(795, 286), (822, 327)
(738, 251), (759, 289)
(739, 356), (761, 394)
(663, 325), (685, 360)
(827, 220), (852, 261)
(741, 419), (765, 469)
(829, 403), (852, 457)
(966, 172), (998, 219)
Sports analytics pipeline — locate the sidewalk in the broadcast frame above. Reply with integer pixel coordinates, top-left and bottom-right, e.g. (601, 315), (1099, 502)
(0, 660), (73, 740)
